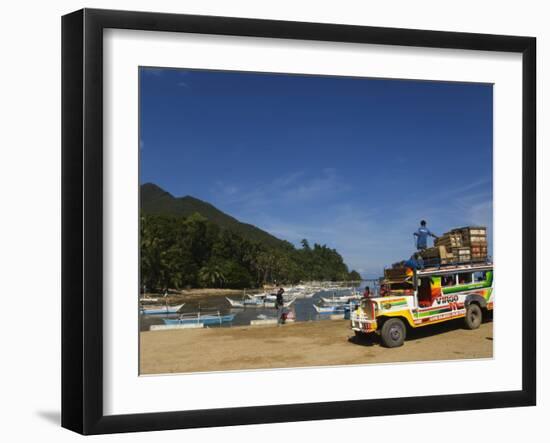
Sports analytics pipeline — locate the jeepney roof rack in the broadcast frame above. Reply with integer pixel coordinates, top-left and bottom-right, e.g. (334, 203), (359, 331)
(417, 256), (493, 274)
(382, 257), (492, 282)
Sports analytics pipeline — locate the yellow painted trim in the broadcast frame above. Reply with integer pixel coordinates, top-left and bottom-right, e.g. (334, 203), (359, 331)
(376, 309), (416, 327)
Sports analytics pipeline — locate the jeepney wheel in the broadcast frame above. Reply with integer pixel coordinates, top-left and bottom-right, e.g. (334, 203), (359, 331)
(465, 303), (482, 330)
(380, 318), (406, 348)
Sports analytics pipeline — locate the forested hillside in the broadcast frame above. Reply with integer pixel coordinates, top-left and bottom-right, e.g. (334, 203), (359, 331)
(140, 184), (361, 290)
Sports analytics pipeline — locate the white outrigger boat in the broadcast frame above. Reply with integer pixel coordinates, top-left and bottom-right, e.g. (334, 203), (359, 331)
(163, 311), (235, 326)
(313, 299), (360, 314)
(226, 297), (264, 308)
(226, 296), (296, 308)
(246, 292), (276, 301)
(320, 292), (362, 304)
(312, 303), (350, 314)
(265, 297), (296, 308)
(140, 303), (185, 315)
(250, 284), (321, 300)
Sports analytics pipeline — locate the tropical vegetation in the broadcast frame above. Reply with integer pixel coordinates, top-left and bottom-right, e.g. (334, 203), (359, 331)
(140, 184), (361, 291)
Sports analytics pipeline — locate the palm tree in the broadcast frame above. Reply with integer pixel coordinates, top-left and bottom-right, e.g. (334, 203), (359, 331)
(198, 264), (226, 288)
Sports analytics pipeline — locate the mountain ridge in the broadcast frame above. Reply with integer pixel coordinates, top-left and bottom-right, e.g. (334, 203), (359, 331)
(140, 183), (288, 248)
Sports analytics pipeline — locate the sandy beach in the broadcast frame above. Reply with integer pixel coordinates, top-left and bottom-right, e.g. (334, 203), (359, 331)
(140, 319), (493, 374)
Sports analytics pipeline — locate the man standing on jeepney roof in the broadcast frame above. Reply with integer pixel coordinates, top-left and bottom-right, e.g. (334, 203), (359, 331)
(414, 220), (438, 250)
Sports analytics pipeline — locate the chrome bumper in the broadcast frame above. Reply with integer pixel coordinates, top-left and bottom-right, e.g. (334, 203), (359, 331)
(351, 316), (377, 333)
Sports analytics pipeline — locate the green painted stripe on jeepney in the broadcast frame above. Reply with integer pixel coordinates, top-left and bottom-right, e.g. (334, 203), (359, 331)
(416, 307), (451, 318)
(443, 283), (489, 294)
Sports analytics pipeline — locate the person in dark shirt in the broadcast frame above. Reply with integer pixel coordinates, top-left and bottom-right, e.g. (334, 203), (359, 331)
(276, 287), (285, 325)
(414, 220), (438, 250)
(276, 287), (284, 305)
(363, 286), (371, 298)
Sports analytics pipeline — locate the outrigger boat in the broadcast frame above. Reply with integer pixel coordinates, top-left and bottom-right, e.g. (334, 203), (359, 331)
(226, 297), (265, 308)
(289, 290), (317, 299)
(246, 292), (276, 301)
(248, 287), (318, 300)
(320, 293), (361, 304)
(163, 311), (235, 326)
(264, 297), (296, 308)
(226, 296), (296, 308)
(246, 291), (310, 301)
(312, 303), (350, 314)
(140, 303), (185, 315)
(313, 297), (361, 313)
(247, 288), (307, 300)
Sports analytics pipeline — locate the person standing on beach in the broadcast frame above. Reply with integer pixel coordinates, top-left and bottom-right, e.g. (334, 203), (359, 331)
(276, 287), (285, 325)
(414, 220), (438, 251)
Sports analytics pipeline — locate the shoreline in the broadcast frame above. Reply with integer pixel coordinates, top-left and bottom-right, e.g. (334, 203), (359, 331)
(141, 288), (251, 303)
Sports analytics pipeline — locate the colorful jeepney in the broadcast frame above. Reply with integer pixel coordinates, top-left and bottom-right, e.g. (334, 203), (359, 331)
(351, 262), (493, 347)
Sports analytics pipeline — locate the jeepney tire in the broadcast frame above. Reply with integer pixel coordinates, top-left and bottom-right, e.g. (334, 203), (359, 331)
(465, 303), (482, 330)
(380, 318), (406, 348)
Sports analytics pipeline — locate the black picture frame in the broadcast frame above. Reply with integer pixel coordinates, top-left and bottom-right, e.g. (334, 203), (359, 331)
(62, 8), (536, 435)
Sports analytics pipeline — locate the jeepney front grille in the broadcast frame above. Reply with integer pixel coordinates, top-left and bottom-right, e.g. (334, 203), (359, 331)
(365, 301), (376, 320)
(354, 302), (374, 321)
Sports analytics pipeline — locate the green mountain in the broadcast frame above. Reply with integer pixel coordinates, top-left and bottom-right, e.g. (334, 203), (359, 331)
(140, 183), (287, 248)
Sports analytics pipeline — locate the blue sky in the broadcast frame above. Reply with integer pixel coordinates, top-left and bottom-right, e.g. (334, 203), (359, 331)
(140, 67), (493, 278)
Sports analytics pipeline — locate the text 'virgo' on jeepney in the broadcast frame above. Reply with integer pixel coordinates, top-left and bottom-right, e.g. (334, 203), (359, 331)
(351, 225), (493, 348)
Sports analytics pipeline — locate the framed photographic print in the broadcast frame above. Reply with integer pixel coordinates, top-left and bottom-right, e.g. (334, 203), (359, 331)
(61, 8), (536, 435)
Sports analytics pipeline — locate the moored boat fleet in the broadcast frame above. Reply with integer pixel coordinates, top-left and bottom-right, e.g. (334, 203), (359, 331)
(140, 282), (364, 330)
(225, 282), (361, 308)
